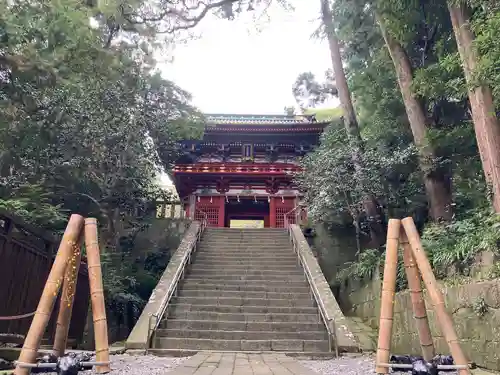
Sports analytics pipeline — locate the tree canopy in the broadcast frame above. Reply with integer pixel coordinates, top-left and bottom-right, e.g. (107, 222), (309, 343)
(0, 0), (203, 246)
(294, 0), (500, 258)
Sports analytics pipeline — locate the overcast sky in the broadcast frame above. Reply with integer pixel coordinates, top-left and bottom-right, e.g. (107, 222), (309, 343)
(158, 1), (335, 115)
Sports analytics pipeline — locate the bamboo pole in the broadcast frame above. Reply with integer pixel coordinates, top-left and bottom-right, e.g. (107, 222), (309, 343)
(84, 218), (110, 374)
(375, 219), (401, 374)
(52, 236), (83, 357)
(15, 214), (84, 375)
(400, 229), (435, 361)
(401, 217), (470, 375)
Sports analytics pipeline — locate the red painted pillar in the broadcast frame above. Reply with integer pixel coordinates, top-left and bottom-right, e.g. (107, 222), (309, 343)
(218, 196), (225, 227)
(270, 197), (276, 228)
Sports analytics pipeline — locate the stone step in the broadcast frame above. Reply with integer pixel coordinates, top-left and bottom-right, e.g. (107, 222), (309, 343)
(200, 237), (289, 241)
(187, 269), (304, 277)
(202, 232), (288, 237)
(169, 303), (319, 315)
(195, 251), (295, 257)
(146, 348), (336, 359)
(202, 234), (289, 239)
(191, 256), (299, 265)
(201, 241), (290, 245)
(181, 278), (309, 288)
(173, 296), (315, 308)
(198, 241), (291, 247)
(188, 264), (302, 272)
(183, 273), (307, 282)
(155, 329), (328, 341)
(193, 253), (297, 260)
(162, 319), (325, 332)
(180, 281), (310, 293)
(153, 337), (330, 352)
(199, 241), (290, 245)
(196, 247), (293, 253)
(190, 264), (300, 271)
(167, 310), (321, 323)
(204, 228), (287, 233)
(201, 234), (289, 239)
(179, 289), (312, 300)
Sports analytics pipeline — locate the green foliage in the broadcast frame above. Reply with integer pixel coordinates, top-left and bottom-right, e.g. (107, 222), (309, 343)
(0, 185), (68, 230)
(303, 107), (343, 122)
(0, 0), (203, 331)
(421, 209), (500, 277)
(335, 249), (381, 283)
(292, 72), (337, 110)
(297, 121), (422, 233)
(101, 244), (174, 325)
(334, 247), (408, 291)
(0, 0), (201, 247)
(335, 209), (500, 290)
(472, 7), (500, 105)
(296, 0), (499, 262)
(472, 296), (489, 317)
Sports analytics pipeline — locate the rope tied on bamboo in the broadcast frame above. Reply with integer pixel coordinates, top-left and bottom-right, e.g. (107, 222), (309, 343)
(0, 311), (36, 320)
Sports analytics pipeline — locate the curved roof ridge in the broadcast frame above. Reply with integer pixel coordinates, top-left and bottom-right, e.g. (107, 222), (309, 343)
(204, 113), (317, 125)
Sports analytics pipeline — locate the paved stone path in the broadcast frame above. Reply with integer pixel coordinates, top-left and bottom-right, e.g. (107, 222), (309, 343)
(170, 352), (319, 375)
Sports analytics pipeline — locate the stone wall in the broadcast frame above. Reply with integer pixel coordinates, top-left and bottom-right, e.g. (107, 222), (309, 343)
(132, 218), (190, 257)
(340, 271), (500, 371)
(309, 223), (360, 285)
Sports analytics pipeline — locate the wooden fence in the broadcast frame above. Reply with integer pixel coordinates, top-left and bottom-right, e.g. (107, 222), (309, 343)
(0, 209), (90, 346)
(156, 201), (186, 219)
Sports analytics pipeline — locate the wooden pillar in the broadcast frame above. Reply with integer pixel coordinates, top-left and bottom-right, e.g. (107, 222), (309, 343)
(270, 197), (276, 228)
(375, 219), (400, 374)
(400, 230), (435, 361)
(15, 214), (84, 375)
(52, 237), (83, 357)
(84, 219), (110, 374)
(402, 217), (470, 375)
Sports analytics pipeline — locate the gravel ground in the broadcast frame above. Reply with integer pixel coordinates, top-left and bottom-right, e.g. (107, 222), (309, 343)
(300, 354), (459, 375)
(45, 354), (189, 375)
(38, 353), (460, 375)
(300, 355), (376, 375)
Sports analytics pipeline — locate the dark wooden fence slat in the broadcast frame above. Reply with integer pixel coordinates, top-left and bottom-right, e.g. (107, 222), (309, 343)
(0, 211), (89, 347)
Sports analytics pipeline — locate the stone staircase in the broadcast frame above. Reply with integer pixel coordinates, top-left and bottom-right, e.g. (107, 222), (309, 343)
(152, 228), (331, 353)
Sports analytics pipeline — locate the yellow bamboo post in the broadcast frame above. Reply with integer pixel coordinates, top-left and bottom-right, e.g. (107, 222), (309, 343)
(84, 218), (110, 374)
(400, 230), (435, 361)
(15, 214), (84, 375)
(52, 236), (82, 357)
(375, 219), (401, 374)
(401, 217), (470, 375)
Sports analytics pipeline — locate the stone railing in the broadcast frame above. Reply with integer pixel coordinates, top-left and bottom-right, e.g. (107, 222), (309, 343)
(288, 224), (360, 352)
(125, 220), (206, 350)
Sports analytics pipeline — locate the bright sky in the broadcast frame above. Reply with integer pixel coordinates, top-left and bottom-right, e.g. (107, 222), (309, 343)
(158, 1), (335, 115)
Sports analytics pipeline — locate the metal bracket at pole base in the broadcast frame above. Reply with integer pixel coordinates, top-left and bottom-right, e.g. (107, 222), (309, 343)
(376, 361), (475, 374)
(15, 361), (110, 368)
(378, 362), (470, 369)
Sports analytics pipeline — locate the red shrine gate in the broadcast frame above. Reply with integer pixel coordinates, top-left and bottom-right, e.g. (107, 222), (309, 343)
(192, 195), (299, 228)
(172, 114), (328, 228)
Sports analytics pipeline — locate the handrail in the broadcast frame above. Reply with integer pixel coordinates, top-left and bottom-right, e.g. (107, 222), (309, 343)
(146, 209), (208, 351)
(284, 204), (305, 228)
(287, 224), (339, 357)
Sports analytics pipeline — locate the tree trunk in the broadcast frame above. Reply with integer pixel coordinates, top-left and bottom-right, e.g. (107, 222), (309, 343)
(447, 2), (500, 212)
(377, 17), (453, 222)
(320, 0), (362, 149)
(320, 0), (385, 246)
